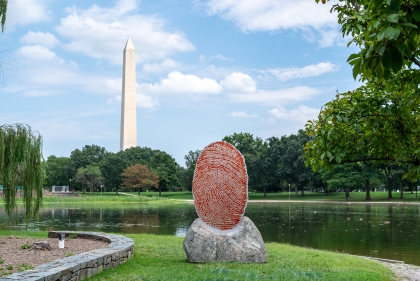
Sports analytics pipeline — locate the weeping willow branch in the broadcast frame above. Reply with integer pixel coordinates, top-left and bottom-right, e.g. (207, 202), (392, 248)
(0, 124), (43, 222)
(0, 0), (7, 32)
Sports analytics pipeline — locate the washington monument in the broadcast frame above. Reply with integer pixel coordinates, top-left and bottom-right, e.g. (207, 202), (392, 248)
(120, 37), (137, 151)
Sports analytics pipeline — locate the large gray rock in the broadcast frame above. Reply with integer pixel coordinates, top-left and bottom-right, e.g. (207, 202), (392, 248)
(183, 216), (267, 263)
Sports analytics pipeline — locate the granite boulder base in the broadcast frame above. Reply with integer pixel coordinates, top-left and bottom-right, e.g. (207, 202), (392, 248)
(183, 216), (267, 263)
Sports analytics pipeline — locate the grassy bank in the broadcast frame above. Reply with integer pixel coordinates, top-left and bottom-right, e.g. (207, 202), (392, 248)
(5, 190), (420, 205)
(130, 190), (420, 202)
(0, 232), (394, 281)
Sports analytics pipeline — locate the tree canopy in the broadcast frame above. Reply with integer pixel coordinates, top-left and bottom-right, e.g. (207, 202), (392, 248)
(75, 164), (104, 195)
(121, 164), (159, 194)
(100, 146), (180, 193)
(306, 0), (420, 179)
(0, 124), (43, 221)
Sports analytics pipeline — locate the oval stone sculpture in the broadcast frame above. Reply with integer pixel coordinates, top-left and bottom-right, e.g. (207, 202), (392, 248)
(193, 141), (248, 230)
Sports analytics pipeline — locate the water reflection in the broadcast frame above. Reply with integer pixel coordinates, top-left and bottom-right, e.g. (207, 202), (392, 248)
(1, 202), (420, 266)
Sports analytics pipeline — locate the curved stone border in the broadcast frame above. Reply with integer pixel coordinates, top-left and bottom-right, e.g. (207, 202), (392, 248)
(0, 231), (134, 281)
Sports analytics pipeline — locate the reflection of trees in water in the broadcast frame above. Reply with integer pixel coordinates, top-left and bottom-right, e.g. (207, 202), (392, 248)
(16, 205), (198, 235)
(246, 203), (420, 266)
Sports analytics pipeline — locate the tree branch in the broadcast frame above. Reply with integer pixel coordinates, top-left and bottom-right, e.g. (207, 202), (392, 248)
(411, 54), (420, 68)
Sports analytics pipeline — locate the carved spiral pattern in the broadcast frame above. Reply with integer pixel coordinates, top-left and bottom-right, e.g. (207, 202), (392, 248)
(193, 141), (248, 230)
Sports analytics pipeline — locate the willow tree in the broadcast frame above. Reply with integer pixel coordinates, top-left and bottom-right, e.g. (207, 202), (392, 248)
(0, 124), (44, 222)
(0, 0), (6, 32)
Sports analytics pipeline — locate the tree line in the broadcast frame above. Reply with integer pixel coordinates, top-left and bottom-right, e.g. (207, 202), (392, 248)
(44, 145), (181, 195)
(43, 129), (418, 199)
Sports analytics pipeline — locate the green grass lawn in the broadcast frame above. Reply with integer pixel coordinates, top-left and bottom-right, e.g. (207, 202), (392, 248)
(0, 232), (394, 281)
(122, 190), (420, 202)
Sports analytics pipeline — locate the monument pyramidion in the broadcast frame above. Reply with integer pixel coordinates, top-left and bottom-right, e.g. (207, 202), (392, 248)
(120, 37), (137, 151)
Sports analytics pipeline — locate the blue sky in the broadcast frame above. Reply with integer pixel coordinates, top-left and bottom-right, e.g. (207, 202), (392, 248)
(1, 0), (360, 167)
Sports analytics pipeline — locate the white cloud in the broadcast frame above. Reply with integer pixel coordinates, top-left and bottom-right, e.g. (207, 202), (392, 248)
(20, 31), (60, 48)
(4, 0), (50, 31)
(56, 0), (194, 64)
(230, 111), (257, 118)
(206, 0), (336, 32)
(221, 72), (256, 93)
(269, 105), (319, 123)
(142, 71), (223, 95)
(200, 54), (233, 61)
(137, 94), (159, 108)
(16, 45), (64, 63)
(12, 46), (120, 97)
(204, 0), (340, 46)
(264, 62), (337, 81)
(142, 59), (179, 73)
(211, 55), (232, 61)
(318, 29), (345, 47)
(229, 86), (321, 106)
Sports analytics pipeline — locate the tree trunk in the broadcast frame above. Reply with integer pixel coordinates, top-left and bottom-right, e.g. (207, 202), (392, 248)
(345, 187), (350, 200)
(365, 178), (371, 201)
(263, 186), (266, 198)
(409, 182), (413, 194)
(301, 186), (304, 196)
(138, 187), (140, 196)
(387, 177), (393, 199)
(326, 188), (330, 195)
(159, 186), (162, 197)
(399, 178), (403, 199)
(115, 187), (118, 195)
(295, 184), (298, 197)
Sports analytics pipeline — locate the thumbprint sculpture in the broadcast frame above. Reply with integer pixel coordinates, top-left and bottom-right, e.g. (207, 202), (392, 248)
(183, 141), (267, 263)
(193, 141), (248, 230)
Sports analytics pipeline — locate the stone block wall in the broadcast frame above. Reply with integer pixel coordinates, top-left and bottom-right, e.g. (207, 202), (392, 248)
(0, 231), (134, 281)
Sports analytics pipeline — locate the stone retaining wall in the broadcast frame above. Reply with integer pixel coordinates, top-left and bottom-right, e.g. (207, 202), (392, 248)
(0, 231), (134, 281)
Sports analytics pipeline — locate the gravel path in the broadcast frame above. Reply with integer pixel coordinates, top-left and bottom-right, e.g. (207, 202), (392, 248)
(0, 236), (109, 277)
(364, 258), (420, 281)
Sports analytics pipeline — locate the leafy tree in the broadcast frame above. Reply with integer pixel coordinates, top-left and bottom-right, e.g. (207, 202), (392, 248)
(74, 164), (104, 195)
(0, 0), (6, 32)
(121, 164), (159, 195)
(359, 162), (382, 201)
(44, 155), (71, 188)
(318, 0), (420, 81)
(320, 163), (365, 200)
(183, 150), (201, 191)
(100, 153), (125, 194)
(279, 130), (314, 197)
(306, 0), (420, 179)
(69, 145), (108, 190)
(100, 147), (180, 194)
(69, 145), (108, 173)
(0, 124), (43, 222)
(223, 133), (268, 195)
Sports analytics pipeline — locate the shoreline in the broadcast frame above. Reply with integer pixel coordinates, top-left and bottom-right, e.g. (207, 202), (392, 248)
(180, 199), (420, 205)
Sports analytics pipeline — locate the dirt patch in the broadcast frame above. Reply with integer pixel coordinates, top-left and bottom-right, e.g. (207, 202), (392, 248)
(0, 236), (109, 276)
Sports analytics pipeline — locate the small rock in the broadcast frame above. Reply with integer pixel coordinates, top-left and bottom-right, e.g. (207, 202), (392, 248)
(31, 241), (52, 251)
(183, 216), (267, 263)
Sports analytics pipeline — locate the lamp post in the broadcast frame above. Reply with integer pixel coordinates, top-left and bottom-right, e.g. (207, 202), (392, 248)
(288, 183), (290, 201)
(69, 179), (72, 192)
(101, 185), (103, 196)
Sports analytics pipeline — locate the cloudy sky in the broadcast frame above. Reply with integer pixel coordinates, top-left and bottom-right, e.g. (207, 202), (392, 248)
(1, 0), (360, 166)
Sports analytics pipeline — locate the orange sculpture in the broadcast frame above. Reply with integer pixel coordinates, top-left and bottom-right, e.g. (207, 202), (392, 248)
(193, 141), (248, 230)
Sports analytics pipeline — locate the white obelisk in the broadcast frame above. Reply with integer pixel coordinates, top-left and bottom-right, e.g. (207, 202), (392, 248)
(120, 37), (137, 151)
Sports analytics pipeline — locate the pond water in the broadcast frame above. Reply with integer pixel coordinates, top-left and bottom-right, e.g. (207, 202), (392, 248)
(1, 202), (420, 266)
